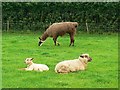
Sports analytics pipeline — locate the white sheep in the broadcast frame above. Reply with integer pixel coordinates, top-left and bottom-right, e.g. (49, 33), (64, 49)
(55, 54), (92, 73)
(20, 58), (49, 72)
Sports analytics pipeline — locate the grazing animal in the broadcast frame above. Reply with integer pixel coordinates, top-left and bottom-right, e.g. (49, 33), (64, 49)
(38, 22), (78, 46)
(55, 54), (92, 73)
(20, 58), (49, 72)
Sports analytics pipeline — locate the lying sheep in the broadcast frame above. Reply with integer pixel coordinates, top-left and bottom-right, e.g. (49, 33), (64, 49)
(20, 58), (49, 72)
(55, 54), (92, 73)
(38, 22), (78, 46)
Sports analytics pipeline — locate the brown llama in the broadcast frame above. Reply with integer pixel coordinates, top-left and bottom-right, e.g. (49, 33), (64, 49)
(38, 22), (78, 46)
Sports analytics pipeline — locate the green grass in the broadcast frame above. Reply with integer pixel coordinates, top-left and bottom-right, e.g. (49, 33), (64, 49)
(2, 32), (118, 88)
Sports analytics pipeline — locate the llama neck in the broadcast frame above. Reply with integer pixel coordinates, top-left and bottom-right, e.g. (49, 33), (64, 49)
(41, 31), (48, 41)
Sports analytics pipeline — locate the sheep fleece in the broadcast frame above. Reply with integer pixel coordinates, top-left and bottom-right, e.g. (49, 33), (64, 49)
(25, 63), (49, 71)
(55, 59), (85, 73)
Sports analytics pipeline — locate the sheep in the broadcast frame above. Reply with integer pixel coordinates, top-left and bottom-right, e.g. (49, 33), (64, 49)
(38, 22), (78, 46)
(20, 58), (49, 72)
(55, 54), (92, 73)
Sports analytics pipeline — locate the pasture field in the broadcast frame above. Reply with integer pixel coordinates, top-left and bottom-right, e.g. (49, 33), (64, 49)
(2, 32), (118, 88)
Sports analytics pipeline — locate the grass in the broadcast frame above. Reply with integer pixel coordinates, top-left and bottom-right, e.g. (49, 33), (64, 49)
(2, 32), (118, 88)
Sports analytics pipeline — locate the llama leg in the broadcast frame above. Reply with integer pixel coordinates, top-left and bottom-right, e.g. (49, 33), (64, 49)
(72, 40), (75, 46)
(69, 34), (74, 46)
(56, 41), (60, 46)
(53, 36), (60, 46)
(53, 36), (58, 46)
(69, 40), (74, 46)
(53, 38), (57, 46)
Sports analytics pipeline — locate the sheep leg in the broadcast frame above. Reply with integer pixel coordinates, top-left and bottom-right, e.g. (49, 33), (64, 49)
(18, 68), (26, 70)
(69, 34), (74, 46)
(57, 65), (70, 73)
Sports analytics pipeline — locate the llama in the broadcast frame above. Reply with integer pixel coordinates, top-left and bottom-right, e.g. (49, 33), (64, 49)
(38, 22), (78, 46)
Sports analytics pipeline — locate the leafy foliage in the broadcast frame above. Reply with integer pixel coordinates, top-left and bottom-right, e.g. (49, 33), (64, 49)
(2, 2), (120, 32)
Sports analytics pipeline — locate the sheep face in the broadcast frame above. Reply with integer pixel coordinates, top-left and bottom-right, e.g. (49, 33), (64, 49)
(79, 54), (92, 63)
(25, 58), (33, 65)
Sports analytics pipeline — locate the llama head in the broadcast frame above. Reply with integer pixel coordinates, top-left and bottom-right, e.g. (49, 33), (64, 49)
(38, 37), (45, 46)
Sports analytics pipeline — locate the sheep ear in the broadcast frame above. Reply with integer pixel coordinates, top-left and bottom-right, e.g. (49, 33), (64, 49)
(80, 54), (84, 58)
(80, 53), (83, 56)
(80, 55), (84, 58)
(31, 58), (34, 60)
